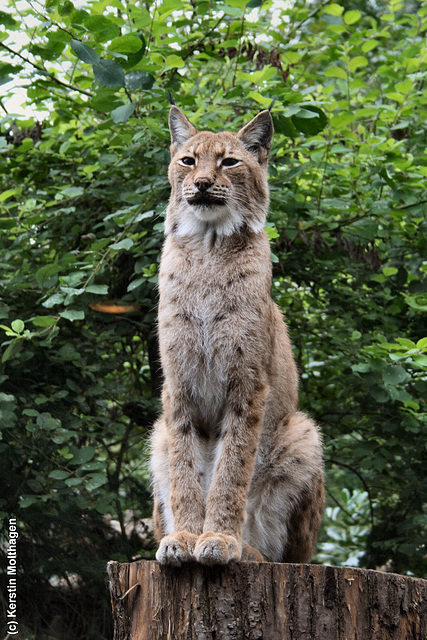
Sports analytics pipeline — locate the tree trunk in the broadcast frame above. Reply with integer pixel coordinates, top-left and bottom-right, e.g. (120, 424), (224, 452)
(107, 560), (427, 640)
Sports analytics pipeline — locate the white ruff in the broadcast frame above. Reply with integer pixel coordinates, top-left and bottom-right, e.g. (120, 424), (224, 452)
(166, 201), (264, 238)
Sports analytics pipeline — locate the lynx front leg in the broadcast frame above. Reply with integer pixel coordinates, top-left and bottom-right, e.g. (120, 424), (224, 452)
(152, 393), (205, 566)
(194, 375), (268, 565)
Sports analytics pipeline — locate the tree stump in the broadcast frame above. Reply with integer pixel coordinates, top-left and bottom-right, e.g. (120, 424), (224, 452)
(107, 560), (427, 640)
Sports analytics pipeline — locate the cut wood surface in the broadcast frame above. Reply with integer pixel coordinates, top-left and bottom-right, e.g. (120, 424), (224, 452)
(107, 560), (427, 640)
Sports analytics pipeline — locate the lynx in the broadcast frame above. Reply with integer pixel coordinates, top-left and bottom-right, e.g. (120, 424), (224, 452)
(150, 106), (324, 566)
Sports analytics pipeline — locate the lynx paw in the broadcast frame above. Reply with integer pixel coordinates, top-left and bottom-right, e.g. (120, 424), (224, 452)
(194, 532), (242, 565)
(156, 532), (197, 567)
(241, 542), (265, 562)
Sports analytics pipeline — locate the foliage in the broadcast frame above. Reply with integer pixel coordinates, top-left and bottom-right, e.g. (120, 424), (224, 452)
(317, 488), (374, 568)
(0, 0), (426, 636)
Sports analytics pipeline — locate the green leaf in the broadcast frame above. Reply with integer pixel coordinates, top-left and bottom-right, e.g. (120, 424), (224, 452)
(282, 162), (309, 181)
(49, 470), (71, 480)
(58, 0), (73, 15)
(386, 92), (404, 104)
(109, 35), (143, 54)
(404, 295), (427, 311)
(0, 324), (15, 336)
(389, 387), (413, 403)
(65, 477), (83, 487)
(323, 3), (344, 16)
(382, 366), (410, 386)
(128, 6), (152, 28)
(125, 71), (155, 91)
(85, 284), (109, 295)
(110, 238), (134, 251)
(20, 496), (38, 508)
(0, 10), (18, 27)
(272, 114), (298, 138)
(36, 264), (60, 287)
(0, 188), (19, 202)
(111, 103), (136, 123)
(247, 91), (273, 109)
(348, 56), (368, 73)
(83, 15), (121, 42)
(86, 472), (108, 490)
(37, 412), (61, 429)
(121, 34), (146, 69)
(1, 339), (23, 363)
(23, 409), (39, 417)
(59, 309), (85, 322)
(164, 54), (185, 69)
(71, 446), (96, 465)
(382, 267), (398, 276)
(362, 39), (379, 53)
(0, 217), (15, 229)
(395, 79), (413, 94)
(416, 337), (427, 350)
(127, 277), (145, 292)
(62, 186), (84, 197)
(221, 4), (244, 16)
(330, 112), (354, 128)
(294, 109), (319, 119)
(42, 293), (64, 309)
(325, 66), (347, 80)
(265, 225), (279, 240)
(292, 107), (327, 135)
(31, 316), (57, 327)
(11, 319), (24, 334)
(92, 59), (125, 87)
(343, 10), (361, 25)
(352, 363), (371, 373)
(70, 40), (100, 64)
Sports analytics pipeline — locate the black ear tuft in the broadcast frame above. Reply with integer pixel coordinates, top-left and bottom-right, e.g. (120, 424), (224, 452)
(237, 110), (274, 161)
(168, 91), (176, 106)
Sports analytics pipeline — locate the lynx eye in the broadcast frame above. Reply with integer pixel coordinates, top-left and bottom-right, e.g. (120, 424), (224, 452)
(179, 156), (195, 166)
(221, 158), (239, 167)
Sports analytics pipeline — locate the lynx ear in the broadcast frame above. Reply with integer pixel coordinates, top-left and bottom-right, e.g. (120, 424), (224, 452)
(237, 110), (274, 162)
(169, 106), (198, 150)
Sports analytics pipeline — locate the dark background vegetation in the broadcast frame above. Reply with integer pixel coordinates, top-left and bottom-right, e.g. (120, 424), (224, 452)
(0, 0), (426, 637)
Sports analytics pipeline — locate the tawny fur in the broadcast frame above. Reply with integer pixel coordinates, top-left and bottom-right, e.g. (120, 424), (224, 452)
(150, 106), (324, 566)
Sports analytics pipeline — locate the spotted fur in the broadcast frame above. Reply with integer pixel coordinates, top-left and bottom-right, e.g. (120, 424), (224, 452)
(150, 107), (324, 566)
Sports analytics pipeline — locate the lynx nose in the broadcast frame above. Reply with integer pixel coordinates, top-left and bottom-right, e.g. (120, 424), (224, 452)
(195, 177), (213, 193)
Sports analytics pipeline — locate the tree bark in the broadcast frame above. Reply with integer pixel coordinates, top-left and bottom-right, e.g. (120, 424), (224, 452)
(107, 560), (427, 640)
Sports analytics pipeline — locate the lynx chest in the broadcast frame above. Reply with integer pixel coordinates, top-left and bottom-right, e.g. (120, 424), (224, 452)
(157, 234), (272, 422)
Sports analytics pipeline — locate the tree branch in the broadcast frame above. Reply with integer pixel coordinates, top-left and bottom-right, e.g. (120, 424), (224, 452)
(326, 457), (375, 528)
(0, 41), (93, 98)
(286, 0), (332, 38)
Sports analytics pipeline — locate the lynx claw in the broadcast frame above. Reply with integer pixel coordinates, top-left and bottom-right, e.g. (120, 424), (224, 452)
(195, 532), (242, 565)
(156, 532), (197, 566)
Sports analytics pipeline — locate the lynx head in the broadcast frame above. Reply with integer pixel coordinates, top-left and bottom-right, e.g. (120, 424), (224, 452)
(165, 106), (274, 238)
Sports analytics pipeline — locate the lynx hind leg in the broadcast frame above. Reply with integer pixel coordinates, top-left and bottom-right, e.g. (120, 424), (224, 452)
(282, 471), (324, 563)
(150, 418), (173, 542)
(153, 493), (165, 543)
(280, 411), (324, 562)
(244, 411), (324, 563)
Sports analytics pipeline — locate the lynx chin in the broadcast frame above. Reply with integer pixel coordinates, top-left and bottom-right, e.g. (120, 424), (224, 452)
(150, 106), (324, 566)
